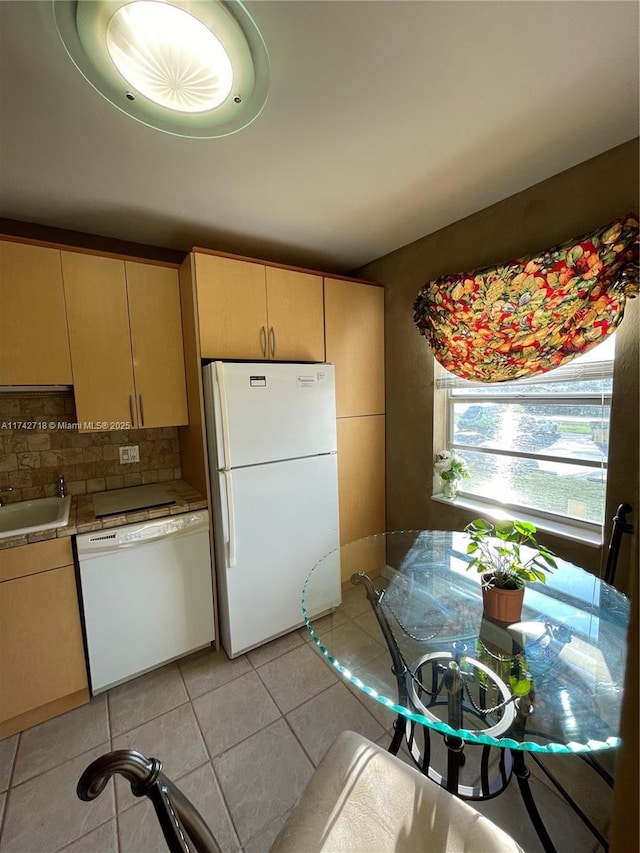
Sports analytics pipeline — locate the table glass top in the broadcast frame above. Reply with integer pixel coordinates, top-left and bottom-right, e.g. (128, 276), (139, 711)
(302, 531), (630, 754)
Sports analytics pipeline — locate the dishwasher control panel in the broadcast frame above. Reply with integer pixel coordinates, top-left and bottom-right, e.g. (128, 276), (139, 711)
(76, 511), (209, 557)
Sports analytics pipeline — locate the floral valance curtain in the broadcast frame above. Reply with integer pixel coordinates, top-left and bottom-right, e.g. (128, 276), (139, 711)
(413, 213), (639, 382)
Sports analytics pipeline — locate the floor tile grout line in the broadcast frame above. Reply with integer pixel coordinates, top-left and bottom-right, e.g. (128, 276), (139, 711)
(178, 659), (245, 849)
(0, 789), (7, 845)
(213, 715), (307, 851)
(7, 735), (112, 792)
(185, 677), (243, 852)
(240, 811), (289, 853)
(178, 658), (254, 704)
(105, 689), (123, 853)
(53, 816), (115, 853)
(189, 669), (318, 851)
(5, 731), (20, 794)
(244, 635), (306, 672)
(5, 695), (113, 792)
(252, 643), (341, 715)
(0, 739), (117, 853)
(109, 697), (191, 741)
(199, 706), (284, 766)
(0, 731), (19, 845)
(281, 709), (318, 771)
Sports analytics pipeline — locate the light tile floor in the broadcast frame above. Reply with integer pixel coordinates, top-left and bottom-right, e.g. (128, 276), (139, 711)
(0, 590), (615, 852)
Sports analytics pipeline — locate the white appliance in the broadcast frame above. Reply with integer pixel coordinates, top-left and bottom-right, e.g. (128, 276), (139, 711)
(203, 361), (341, 658)
(76, 511), (214, 693)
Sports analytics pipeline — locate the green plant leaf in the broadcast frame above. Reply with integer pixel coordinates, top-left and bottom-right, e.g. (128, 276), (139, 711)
(468, 518), (492, 532)
(495, 520), (515, 539)
(510, 676), (533, 696)
(463, 516), (555, 586)
(514, 520), (536, 535)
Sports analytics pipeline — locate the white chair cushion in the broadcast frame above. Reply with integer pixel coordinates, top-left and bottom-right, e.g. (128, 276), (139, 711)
(271, 730), (523, 853)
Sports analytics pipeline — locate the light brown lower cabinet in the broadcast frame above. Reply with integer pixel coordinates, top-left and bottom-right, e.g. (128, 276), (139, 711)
(336, 415), (386, 583)
(0, 539), (89, 739)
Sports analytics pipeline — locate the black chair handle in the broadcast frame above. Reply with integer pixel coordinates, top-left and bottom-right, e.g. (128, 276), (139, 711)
(604, 503), (634, 586)
(78, 750), (220, 853)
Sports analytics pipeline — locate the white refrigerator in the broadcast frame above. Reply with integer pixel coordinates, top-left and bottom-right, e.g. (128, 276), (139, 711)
(202, 361), (341, 658)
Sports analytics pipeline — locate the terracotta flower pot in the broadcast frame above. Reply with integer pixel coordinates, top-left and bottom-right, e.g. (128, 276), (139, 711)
(481, 574), (524, 623)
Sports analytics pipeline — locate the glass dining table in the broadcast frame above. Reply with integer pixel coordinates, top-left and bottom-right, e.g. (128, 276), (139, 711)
(301, 530), (630, 853)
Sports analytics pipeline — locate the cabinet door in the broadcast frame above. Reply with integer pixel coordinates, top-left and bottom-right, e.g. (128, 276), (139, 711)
(195, 254), (268, 359)
(265, 268), (325, 361)
(337, 415), (386, 583)
(126, 262), (188, 428)
(325, 279), (384, 417)
(0, 241), (73, 385)
(336, 415), (386, 582)
(0, 565), (88, 723)
(62, 252), (137, 428)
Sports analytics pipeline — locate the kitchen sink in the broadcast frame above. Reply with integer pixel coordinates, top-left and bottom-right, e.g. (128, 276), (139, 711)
(0, 496), (71, 539)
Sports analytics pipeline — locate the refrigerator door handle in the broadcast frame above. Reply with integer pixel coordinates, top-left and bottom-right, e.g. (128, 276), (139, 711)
(215, 361), (232, 470)
(223, 469), (237, 567)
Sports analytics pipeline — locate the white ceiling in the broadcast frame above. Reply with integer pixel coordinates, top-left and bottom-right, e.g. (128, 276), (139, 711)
(0, 1), (638, 273)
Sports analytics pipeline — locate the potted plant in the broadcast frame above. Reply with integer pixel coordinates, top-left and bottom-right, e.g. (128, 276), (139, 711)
(464, 518), (557, 623)
(434, 450), (470, 499)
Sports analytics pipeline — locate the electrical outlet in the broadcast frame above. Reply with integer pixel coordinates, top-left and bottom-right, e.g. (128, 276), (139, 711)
(119, 445), (140, 464)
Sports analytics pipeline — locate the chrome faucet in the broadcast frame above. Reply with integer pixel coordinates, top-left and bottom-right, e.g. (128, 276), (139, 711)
(0, 486), (13, 507)
(58, 475), (66, 498)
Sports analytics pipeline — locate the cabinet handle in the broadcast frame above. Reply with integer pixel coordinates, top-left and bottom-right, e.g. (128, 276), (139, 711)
(260, 325), (267, 358)
(129, 395), (135, 427)
(270, 326), (276, 358)
(139, 394), (145, 427)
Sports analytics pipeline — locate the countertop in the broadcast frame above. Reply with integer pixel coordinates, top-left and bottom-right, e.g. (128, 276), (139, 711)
(0, 480), (208, 551)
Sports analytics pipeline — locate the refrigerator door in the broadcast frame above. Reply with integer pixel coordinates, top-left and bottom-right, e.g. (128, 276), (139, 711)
(213, 453), (341, 658)
(203, 362), (336, 469)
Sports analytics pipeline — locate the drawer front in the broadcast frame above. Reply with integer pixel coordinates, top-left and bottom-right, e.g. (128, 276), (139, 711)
(0, 538), (73, 583)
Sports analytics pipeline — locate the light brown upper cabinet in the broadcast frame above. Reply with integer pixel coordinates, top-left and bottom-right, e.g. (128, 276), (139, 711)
(0, 240), (73, 385)
(264, 267), (324, 361)
(195, 254), (268, 359)
(324, 279), (384, 417)
(194, 253), (325, 361)
(125, 261), (189, 428)
(62, 252), (188, 429)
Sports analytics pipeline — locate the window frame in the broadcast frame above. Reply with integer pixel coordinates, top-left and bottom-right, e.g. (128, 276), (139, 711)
(436, 350), (615, 535)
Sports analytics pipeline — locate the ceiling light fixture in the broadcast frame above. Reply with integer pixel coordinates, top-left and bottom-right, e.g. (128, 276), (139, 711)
(53, 0), (270, 138)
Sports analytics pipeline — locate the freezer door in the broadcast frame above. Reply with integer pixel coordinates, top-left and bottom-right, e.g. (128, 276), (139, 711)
(214, 454), (341, 658)
(203, 362), (337, 469)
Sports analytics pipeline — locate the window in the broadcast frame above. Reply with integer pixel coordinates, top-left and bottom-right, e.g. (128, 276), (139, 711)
(439, 335), (615, 529)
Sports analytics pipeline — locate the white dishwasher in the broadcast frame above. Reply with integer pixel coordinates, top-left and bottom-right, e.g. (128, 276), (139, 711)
(76, 510), (214, 694)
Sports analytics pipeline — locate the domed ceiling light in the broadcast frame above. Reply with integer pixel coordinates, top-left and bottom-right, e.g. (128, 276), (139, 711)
(53, 0), (270, 138)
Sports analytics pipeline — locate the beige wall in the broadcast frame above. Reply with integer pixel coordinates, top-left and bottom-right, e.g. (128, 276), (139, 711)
(356, 138), (639, 591)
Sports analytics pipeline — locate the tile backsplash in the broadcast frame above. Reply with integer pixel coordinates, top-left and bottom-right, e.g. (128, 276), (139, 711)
(0, 391), (181, 503)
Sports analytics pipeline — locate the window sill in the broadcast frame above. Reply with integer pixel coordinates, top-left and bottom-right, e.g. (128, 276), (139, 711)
(431, 493), (603, 547)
